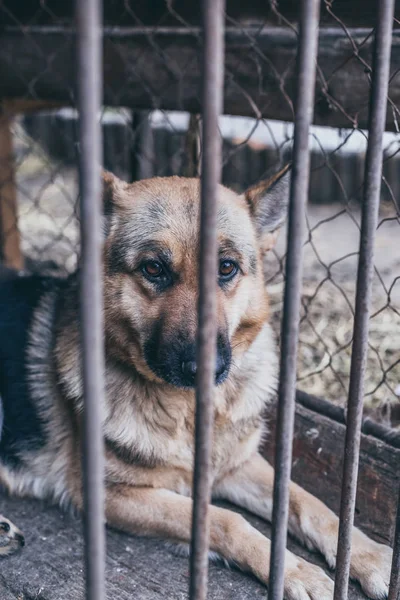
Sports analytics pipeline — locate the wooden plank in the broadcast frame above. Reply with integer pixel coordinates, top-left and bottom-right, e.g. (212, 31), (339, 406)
(0, 0), (399, 28)
(262, 392), (400, 546)
(130, 111), (155, 181)
(0, 494), (366, 600)
(0, 108), (23, 270)
(3, 99), (63, 115)
(1, 27), (400, 131)
(183, 114), (201, 177)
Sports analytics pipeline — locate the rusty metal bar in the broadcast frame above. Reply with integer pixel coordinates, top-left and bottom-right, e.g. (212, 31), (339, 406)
(189, 1), (225, 599)
(268, 2), (320, 599)
(388, 484), (400, 600)
(333, 1), (395, 599)
(76, 1), (105, 599)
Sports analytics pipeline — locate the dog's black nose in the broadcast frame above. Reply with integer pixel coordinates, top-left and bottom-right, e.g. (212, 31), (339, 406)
(146, 333), (232, 389)
(15, 533), (25, 547)
(181, 355), (229, 386)
(181, 360), (197, 382)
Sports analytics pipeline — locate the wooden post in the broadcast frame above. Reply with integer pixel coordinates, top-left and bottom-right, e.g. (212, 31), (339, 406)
(0, 105), (23, 270)
(184, 114), (202, 177)
(130, 110), (154, 181)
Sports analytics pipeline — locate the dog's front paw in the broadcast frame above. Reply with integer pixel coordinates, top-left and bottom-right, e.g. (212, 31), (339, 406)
(285, 557), (334, 600)
(351, 538), (393, 599)
(0, 515), (25, 557)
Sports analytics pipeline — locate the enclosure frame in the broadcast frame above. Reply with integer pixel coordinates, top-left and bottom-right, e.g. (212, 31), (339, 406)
(0, 0), (399, 599)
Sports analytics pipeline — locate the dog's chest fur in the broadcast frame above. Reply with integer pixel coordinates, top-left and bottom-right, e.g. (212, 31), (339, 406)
(103, 366), (264, 472)
(96, 323), (278, 489)
(0, 277), (278, 503)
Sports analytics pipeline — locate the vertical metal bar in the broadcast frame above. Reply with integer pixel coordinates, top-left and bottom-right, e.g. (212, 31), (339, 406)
(268, 2), (320, 600)
(388, 484), (400, 600)
(333, 2), (395, 599)
(76, 1), (105, 599)
(189, 1), (225, 599)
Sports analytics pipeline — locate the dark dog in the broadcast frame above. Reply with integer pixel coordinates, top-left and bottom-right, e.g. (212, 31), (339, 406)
(0, 167), (393, 599)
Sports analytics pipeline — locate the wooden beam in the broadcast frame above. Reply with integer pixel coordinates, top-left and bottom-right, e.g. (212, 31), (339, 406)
(1, 26), (399, 131)
(0, 107), (23, 270)
(3, 99), (63, 115)
(0, 0), (399, 28)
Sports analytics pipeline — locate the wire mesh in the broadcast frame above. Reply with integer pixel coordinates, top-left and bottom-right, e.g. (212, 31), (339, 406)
(333, 1), (396, 597)
(0, 0), (399, 597)
(0, 1), (399, 427)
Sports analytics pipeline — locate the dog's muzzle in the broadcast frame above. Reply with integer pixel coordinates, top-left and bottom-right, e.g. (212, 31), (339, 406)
(144, 332), (231, 389)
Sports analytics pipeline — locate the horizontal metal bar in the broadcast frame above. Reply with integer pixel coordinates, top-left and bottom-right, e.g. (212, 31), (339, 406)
(76, 0), (106, 599)
(189, 1), (226, 599)
(268, 1), (321, 600)
(333, 1), (396, 599)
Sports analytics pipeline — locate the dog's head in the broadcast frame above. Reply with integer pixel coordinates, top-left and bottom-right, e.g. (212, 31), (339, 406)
(102, 165), (290, 389)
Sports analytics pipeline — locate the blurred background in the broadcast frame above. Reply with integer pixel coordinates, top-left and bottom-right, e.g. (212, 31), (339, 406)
(0, 0), (399, 425)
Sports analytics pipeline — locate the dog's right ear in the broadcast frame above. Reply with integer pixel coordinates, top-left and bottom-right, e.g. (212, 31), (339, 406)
(102, 170), (129, 235)
(102, 170), (115, 217)
(102, 170), (125, 216)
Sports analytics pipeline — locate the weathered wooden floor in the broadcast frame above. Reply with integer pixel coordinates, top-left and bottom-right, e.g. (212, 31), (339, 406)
(2, 396), (398, 600)
(0, 493), (367, 600)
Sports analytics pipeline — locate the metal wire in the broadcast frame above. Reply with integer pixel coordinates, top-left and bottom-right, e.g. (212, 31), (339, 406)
(268, 2), (321, 599)
(333, 2), (396, 599)
(76, 0), (105, 599)
(189, 1), (225, 599)
(2, 4), (400, 422)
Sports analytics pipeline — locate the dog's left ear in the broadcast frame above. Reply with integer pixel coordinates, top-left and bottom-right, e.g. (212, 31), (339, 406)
(245, 163), (291, 252)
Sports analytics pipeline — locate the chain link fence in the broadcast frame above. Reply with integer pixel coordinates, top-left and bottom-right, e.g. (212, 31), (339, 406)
(1, 0), (399, 425)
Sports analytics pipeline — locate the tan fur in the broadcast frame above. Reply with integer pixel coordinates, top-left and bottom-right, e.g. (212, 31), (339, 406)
(0, 171), (393, 599)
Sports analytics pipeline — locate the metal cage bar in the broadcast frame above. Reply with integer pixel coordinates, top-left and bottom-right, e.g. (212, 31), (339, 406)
(333, 2), (395, 599)
(189, 1), (226, 599)
(388, 484), (400, 600)
(76, 1), (106, 599)
(268, 2), (320, 599)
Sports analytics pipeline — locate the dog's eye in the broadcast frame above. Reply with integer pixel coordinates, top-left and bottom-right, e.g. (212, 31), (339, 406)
(219, 260), (238, 281)
(142, 260), (164, 279)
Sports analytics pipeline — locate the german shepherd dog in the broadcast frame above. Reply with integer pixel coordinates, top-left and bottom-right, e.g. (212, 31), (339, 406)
(0, 165), (393, 599)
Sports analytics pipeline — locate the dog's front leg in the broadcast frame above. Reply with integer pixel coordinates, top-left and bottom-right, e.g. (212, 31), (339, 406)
(105, 484), (333, 600)
(214, 453), (393, 599)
